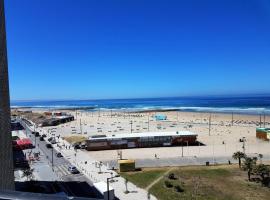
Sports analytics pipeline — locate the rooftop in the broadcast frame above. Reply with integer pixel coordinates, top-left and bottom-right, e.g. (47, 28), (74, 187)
(89, 131), (197, 140)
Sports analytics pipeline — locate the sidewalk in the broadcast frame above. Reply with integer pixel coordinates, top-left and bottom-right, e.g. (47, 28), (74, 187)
(55, 138), (157, 200)
(22, 119), (157, 199)
(14, 129), (58, 182)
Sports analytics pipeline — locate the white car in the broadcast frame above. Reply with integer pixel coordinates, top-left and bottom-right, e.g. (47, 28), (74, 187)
(68, 166), (79, 174)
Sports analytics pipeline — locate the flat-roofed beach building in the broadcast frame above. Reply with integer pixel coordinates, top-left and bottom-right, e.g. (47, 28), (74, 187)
(86, 131), (198, 151)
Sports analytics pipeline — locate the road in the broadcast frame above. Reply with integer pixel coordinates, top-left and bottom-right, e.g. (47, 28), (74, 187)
(19, 119), (101, 199)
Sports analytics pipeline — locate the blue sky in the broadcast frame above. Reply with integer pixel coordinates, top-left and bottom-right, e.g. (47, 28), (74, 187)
(4, 0), (270, 100)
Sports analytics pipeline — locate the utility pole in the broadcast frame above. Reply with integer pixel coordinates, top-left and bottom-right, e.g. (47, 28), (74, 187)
(263, 113), (266, 128)
(208, 113), (212, 136)
(130, 120), (133, 133)
(181, 144), (183, 157)
(241, 137), (246, 154)
(80, 118), (82, 134)
(51, 147), (54, 171)
(260, 114), (262, 128)
(148, 114), (150, 132)
(231, 112), (234, 126)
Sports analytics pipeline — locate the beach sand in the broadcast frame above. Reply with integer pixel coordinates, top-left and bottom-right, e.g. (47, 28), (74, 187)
(22, 110), (270, 165)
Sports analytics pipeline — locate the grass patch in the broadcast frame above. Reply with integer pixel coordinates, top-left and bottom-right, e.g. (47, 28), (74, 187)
(120, 169), (166, 188)
(122, 165), (270, 200)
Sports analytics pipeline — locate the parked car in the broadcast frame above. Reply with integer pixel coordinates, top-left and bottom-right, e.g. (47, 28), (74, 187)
(41, 134), (47, 138)
(55, 152), (63, 158)
(80, 144), (86, 149)
(48, 137), (53, 142)
(50, 139), (56, 144)
(74, 144), (81, 150)
(39, 136), (44, 141)
(68, 166), (79, 174)
(46, 144), (52, 148)
(34, 132), (40, 137)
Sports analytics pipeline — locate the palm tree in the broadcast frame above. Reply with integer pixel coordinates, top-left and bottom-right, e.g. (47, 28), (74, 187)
(232, 151), (246, 168)
(242, 157), (257, 181)
(258, 154), (263, 164)
(21, 168), (34, 181)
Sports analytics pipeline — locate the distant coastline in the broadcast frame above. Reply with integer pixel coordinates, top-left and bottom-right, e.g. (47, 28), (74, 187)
(10, 96), (270, 115)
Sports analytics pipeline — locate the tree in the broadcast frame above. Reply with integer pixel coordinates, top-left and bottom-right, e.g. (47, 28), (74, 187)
(242, 157), (257, 181)
(232, 151), (246, 168)
(21, 168), (34, 181)
(258, 154), (263, 164)
(253, 164), (270, 185)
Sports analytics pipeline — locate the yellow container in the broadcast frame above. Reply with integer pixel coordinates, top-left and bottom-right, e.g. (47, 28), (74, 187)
(118, 159), (135, 172)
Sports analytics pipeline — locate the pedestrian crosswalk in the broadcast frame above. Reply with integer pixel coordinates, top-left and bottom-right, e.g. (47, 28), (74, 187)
(54, 164), (70, 177)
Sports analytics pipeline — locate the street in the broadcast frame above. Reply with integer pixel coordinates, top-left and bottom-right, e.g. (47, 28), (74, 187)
(19, 119), (101, 199)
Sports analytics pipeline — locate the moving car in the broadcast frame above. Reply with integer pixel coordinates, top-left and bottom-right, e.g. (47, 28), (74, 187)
(68, 166), (79, 174)
(55, 152), (63, 157)
(50, 139), (56, 144)
(46, 144), (52, 148)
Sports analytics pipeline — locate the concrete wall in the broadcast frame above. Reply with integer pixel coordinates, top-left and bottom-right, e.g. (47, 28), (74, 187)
(0, 0), (15, 190)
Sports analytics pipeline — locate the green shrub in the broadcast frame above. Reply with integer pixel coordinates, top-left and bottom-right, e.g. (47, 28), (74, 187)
(168, 173), (177, 180)
(164, 180), (173, 188)
(174, 185), (184, 193)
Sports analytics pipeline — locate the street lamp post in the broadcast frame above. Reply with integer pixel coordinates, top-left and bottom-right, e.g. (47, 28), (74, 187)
(106, 174), (120, 200)
(51, 147), (54, 171)
(148, 114), (150, 132)
(240, 137), (246, 154)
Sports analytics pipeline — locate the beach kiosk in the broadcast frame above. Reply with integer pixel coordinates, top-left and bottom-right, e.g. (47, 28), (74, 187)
(118, 159), (136, 172)
(154, 114), (167, 121)
(256, 128), (270, 141)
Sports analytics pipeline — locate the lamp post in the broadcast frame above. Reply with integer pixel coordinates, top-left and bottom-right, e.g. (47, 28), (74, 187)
(208, 113), (212, 136)
(51, 146), (54, 171)
(107, 174), (120, 200)
(240, 137), (246, 154)
(148, 114), (150, 132)
(130, 120), (133, 133)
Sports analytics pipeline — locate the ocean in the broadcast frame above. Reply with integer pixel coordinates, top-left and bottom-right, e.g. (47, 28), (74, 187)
(10, 96), (270, 115)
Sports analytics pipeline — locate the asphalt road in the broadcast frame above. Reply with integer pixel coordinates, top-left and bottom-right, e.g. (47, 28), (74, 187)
(19, 119), (100, 199)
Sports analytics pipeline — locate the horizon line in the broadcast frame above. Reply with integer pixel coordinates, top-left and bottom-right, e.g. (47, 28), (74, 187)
(10, 92), (270, 102)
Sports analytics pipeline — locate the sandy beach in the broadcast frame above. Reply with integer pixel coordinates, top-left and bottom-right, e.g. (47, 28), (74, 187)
(18, 109), (270, 166)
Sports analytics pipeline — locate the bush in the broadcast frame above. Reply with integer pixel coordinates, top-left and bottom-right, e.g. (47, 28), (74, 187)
(168, 173), (177, 180)
(174, 185), (184, 193)
(164, 180), (173, 188)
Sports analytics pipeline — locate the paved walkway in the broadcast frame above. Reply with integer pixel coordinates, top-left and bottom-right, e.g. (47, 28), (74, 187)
(50, 137), (157, 200)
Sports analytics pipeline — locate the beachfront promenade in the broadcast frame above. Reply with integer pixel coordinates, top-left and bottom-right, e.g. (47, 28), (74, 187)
(23, 119), (156, 200)
(55, 137), (156, 200)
